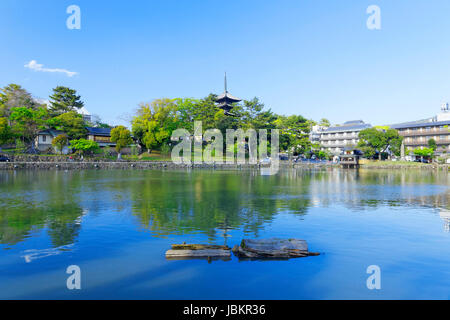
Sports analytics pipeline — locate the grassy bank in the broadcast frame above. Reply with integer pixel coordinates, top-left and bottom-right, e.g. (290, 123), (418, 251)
(360, 160), (431, 167)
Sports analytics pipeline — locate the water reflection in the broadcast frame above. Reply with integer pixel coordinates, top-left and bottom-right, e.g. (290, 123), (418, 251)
(0, 171), (85, 247)
(440, 209), (450, 232)
(0, 168), (448, 249)
(107, 170), (312, 240)
(308, 168), (449, 210)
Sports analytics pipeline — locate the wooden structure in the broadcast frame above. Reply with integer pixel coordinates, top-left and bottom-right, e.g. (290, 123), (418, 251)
(215, 73), (241, 116)
(165, 244), (231, 260)
(35, 129), (67, 153)
(86, 127), (115, 147)
(340, 148), (361, 169)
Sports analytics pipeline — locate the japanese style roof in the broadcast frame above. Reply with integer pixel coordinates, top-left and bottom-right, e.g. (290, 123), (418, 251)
(322, 122), (372, 133)
(38, 129), (64, 138)
(86, 127), (112, 136)
(216, 92), (242, 103)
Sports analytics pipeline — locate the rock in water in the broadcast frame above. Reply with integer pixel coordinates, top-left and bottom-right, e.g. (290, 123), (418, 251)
(232, 238), (319, 259)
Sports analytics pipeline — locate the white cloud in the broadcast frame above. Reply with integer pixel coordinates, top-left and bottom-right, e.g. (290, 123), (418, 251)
(24, 60), (78, 77)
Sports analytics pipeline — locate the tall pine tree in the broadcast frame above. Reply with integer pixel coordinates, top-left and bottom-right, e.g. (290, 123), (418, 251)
(48, 86), (84, 116)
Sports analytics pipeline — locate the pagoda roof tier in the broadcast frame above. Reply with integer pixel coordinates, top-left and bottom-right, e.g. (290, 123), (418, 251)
(217, 102), (234, 111)
(216, 92), (241, 103)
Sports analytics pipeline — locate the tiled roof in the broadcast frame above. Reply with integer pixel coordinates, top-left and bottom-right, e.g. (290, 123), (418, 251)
(86, 127), (112, 136)
(38, 129), (64, 137)
(322, 123), (372, 133)
(216, 92), (241, 102)
(391, 120), (450, 129)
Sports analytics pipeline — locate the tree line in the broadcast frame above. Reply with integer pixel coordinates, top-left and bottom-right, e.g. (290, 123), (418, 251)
(0, 84), (132, 156)
(1, 83), (418, 161)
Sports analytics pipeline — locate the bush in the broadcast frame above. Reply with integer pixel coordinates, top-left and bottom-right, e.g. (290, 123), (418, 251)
(131, 145), (138, 156)
(160, 143), (171, 155)
(52, 134), (68, 155)
(70, 139), (100, 156)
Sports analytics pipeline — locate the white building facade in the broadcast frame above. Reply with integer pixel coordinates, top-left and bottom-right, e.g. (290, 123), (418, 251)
(320, 120), (372, 155)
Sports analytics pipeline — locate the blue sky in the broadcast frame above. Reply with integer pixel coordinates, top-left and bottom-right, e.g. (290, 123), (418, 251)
(1, 0), (450, 127)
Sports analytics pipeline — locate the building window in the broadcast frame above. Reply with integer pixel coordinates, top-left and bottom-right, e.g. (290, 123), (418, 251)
(42, 135), (46, 142)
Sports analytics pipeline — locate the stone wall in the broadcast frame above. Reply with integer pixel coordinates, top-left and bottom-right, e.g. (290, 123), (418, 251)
(0, 160), (446, 171)
(0, 161), (265, 171)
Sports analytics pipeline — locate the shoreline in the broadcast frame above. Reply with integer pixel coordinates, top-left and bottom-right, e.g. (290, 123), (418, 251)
(0, 161), (448, 171)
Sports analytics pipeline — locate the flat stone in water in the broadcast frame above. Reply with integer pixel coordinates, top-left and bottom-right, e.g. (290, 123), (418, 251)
(233, 238), (319, 258)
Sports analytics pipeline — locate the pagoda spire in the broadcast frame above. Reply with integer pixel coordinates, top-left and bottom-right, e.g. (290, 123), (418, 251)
(224, 72), (228, 93)
(215, 73), (241, 116)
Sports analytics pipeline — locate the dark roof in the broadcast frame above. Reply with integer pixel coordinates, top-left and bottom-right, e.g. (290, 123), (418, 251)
(216, 92), (241, 102)
(86, 127), (112, 136)
(38, 129), (64, 137)
(391, 119), (450, 129)
(343, 120), (364, 125)
(322, 123), (372, 133)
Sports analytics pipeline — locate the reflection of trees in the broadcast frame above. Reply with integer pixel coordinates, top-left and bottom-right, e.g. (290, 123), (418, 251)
(0, 171), (84, 247)
(104, 170), (312, 240)
(2, 167), (446, 247)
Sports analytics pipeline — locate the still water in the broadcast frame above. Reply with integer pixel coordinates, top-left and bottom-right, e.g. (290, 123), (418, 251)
(0, 168), (449, 299)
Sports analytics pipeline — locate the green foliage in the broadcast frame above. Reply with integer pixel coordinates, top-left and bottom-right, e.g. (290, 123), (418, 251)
(0, 84), (43, 118)
(69, 139), (99, 156)
(428, 138), (437, 151)
(275, 115), (311, 154)
(0, 117), (13, 145)
(48, 86), (84, 116)
(52, 134), (68, 154)
(160, 142), (171, 155)
(316, 150), (330, 160)
(384, 128), (403, 156)
(358, 127), (403, 158)
(131, 94), (314, 156)
(48, 111), (87, 140)
(110, 125), (133, 153)
(413, 147), (434, 157)
(130, 145), (138, 156)
(103, 146), (112, 156)
(319, 118), (330, 127)
(132, 99), (181, 153)
(9, 107), (48, 143)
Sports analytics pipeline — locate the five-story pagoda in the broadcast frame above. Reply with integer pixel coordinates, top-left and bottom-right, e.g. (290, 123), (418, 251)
(216, 73), (241, 116)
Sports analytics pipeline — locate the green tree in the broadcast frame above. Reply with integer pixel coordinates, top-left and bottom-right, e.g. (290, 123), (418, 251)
(132, 99), (180, 153)
(319, 118), (331, 127)
(413, 147), (434, 158)
(428, 138), (437, 151)
(0, 84), (43, 118)
(110, 125), (133, 159)
(240, 98), (277, 130)
(357, 128), (386, 160)
(48, 111), (87, 140)
(275, 115), (311, 155)
(52, 134), (68, 155)
(70, 139), (99, 157)
(9, 107), (48, 145)
(384, 128), (403, 157)
(0, 117), (13, 145)
(48, 86), (84, 116)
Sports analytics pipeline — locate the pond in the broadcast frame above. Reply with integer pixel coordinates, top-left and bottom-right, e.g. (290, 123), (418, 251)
(0, 168), (449, 299)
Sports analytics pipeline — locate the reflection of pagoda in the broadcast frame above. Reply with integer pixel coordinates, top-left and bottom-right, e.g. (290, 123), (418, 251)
(215, 73), (241, 116)
(440, 209), (450, 232)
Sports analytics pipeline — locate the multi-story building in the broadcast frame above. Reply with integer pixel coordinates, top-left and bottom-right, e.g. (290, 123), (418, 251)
(310, 125), (327, 145)
(320, 120), (372, 155)
(391, 104), (450, 155)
